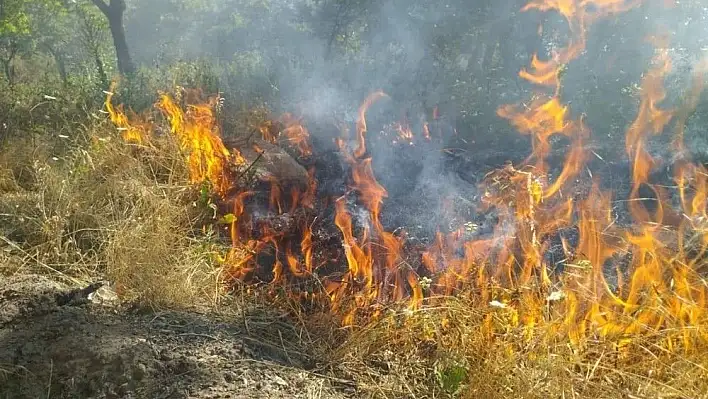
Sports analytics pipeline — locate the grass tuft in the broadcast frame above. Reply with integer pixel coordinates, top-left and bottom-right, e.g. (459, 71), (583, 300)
(0, 114), (230, 307)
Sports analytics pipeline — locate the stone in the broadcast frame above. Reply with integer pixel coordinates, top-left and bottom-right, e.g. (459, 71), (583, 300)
(224, 136), (309, 190)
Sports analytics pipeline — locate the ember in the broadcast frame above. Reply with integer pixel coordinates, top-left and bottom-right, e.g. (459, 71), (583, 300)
(105, 0), (708, 355)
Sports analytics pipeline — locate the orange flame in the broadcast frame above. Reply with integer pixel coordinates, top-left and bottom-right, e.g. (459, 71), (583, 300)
(156, 93), (240, 195)
(261, 113), (313, 157)
(354, 91), (388, 158)
(623, 36), (673, 224)
(104, 83), (151, 144)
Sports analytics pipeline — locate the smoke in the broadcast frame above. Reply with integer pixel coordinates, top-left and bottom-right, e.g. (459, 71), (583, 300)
(118, 0), (708, 237)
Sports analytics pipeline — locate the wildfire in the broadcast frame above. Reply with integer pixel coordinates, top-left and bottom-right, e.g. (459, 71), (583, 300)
(260, 113), (313, 157)
(156, 93), (244, 195)
(104, 82), (151, 144)
(103, 0), (708, 357)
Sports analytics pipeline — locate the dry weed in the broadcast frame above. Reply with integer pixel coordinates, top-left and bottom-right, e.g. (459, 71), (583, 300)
(322, 295), (708, 399)
(0, 119), (231, 308)
(0, 135), (51, 192)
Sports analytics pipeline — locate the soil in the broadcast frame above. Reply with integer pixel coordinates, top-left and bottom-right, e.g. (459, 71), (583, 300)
(0, 274), (357, 399)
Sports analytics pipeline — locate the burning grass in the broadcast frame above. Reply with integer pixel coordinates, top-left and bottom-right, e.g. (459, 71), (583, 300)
(89, 80), (708, 397)
(330, 294), (708, 398)
(2, 82), (708, 397)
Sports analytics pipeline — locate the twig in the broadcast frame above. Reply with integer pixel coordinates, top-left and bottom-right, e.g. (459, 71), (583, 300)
(278, 329), (295, 365)
(236, 151), (264, 180)
(0, 235), (82, 285)
(177, 332), (219, 340)
(46, 359), (53, 399)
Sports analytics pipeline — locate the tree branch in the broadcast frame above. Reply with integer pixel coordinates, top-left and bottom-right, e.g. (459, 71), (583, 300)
(114, 0), (126, 13)
(325, 1), (346, 59)
(90, 0), (109, 15)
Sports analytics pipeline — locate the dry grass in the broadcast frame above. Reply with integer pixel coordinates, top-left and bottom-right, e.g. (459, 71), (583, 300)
(315, 294), (708, 399)
(0, 116), (230, 308)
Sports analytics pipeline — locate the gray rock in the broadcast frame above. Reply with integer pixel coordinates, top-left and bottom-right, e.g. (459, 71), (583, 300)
(225, 136), (310, 190)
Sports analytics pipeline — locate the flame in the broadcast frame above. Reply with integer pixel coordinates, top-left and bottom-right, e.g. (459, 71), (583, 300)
(520, 0), (643, 89)
(354, 90), (388, 158)
(156, 92), (241, 195)
(103, 0), (708, 355)
(489, 0), (707, 351)
(422, 122), (431, 140)
(393, 121), (415, 143)
(104, 82), (151, 144)
(332, 97), (420, 321)
(623, 36), (673, 224)
(261, 113), (313, 157)
(497, 96), (573, 172)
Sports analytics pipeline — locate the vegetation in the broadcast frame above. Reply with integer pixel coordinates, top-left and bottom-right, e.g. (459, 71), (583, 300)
(2, 0), (708, 398)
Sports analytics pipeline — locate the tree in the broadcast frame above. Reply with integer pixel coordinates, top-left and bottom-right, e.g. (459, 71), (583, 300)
(0, 0), (79, 85)
(89, 0), (135, 76)
(76, 3), (111, 87)
(27, 0), (74, 84)
(0, 0), (33, 84)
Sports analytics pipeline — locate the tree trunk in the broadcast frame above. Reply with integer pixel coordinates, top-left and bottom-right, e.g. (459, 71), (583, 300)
(55, 53), (68, 84)
(93, 49), (109, 89)
(91, 0), (135, 76)
(1, 45), (18, 86)
(107, 12), (135, 76)
(45, 45), (68, 85)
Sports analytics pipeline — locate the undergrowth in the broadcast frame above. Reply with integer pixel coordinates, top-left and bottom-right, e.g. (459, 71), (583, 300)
(0, 101), (228, 308)
(322, 295), (708, 398)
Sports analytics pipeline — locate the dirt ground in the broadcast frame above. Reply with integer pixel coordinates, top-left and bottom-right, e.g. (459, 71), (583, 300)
(0, 274), (357, 399)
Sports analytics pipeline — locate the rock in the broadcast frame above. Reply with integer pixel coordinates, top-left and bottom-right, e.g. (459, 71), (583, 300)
(224, 136), (309, 190)
(133, 362), (148, 381)
(88, 284), (120, 305)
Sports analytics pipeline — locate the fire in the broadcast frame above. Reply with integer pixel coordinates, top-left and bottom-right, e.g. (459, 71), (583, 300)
(103, 0), (708, 358)
(156, 93), (243, 195)
(489, 0), (707, 352)
(497, 96), (573, 172)
(354, 90), (388, 158)
(260, 113), (313, 157)
(104, 83), (151, 144)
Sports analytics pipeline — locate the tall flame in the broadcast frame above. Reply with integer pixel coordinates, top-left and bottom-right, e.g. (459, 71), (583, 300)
(104, 82), (151, 144)
(156, 93), (242, 195)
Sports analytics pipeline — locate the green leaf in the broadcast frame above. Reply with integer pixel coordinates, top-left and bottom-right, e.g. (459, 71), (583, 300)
(434, 359), (468, 396)
(217, 213), (237, 224)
